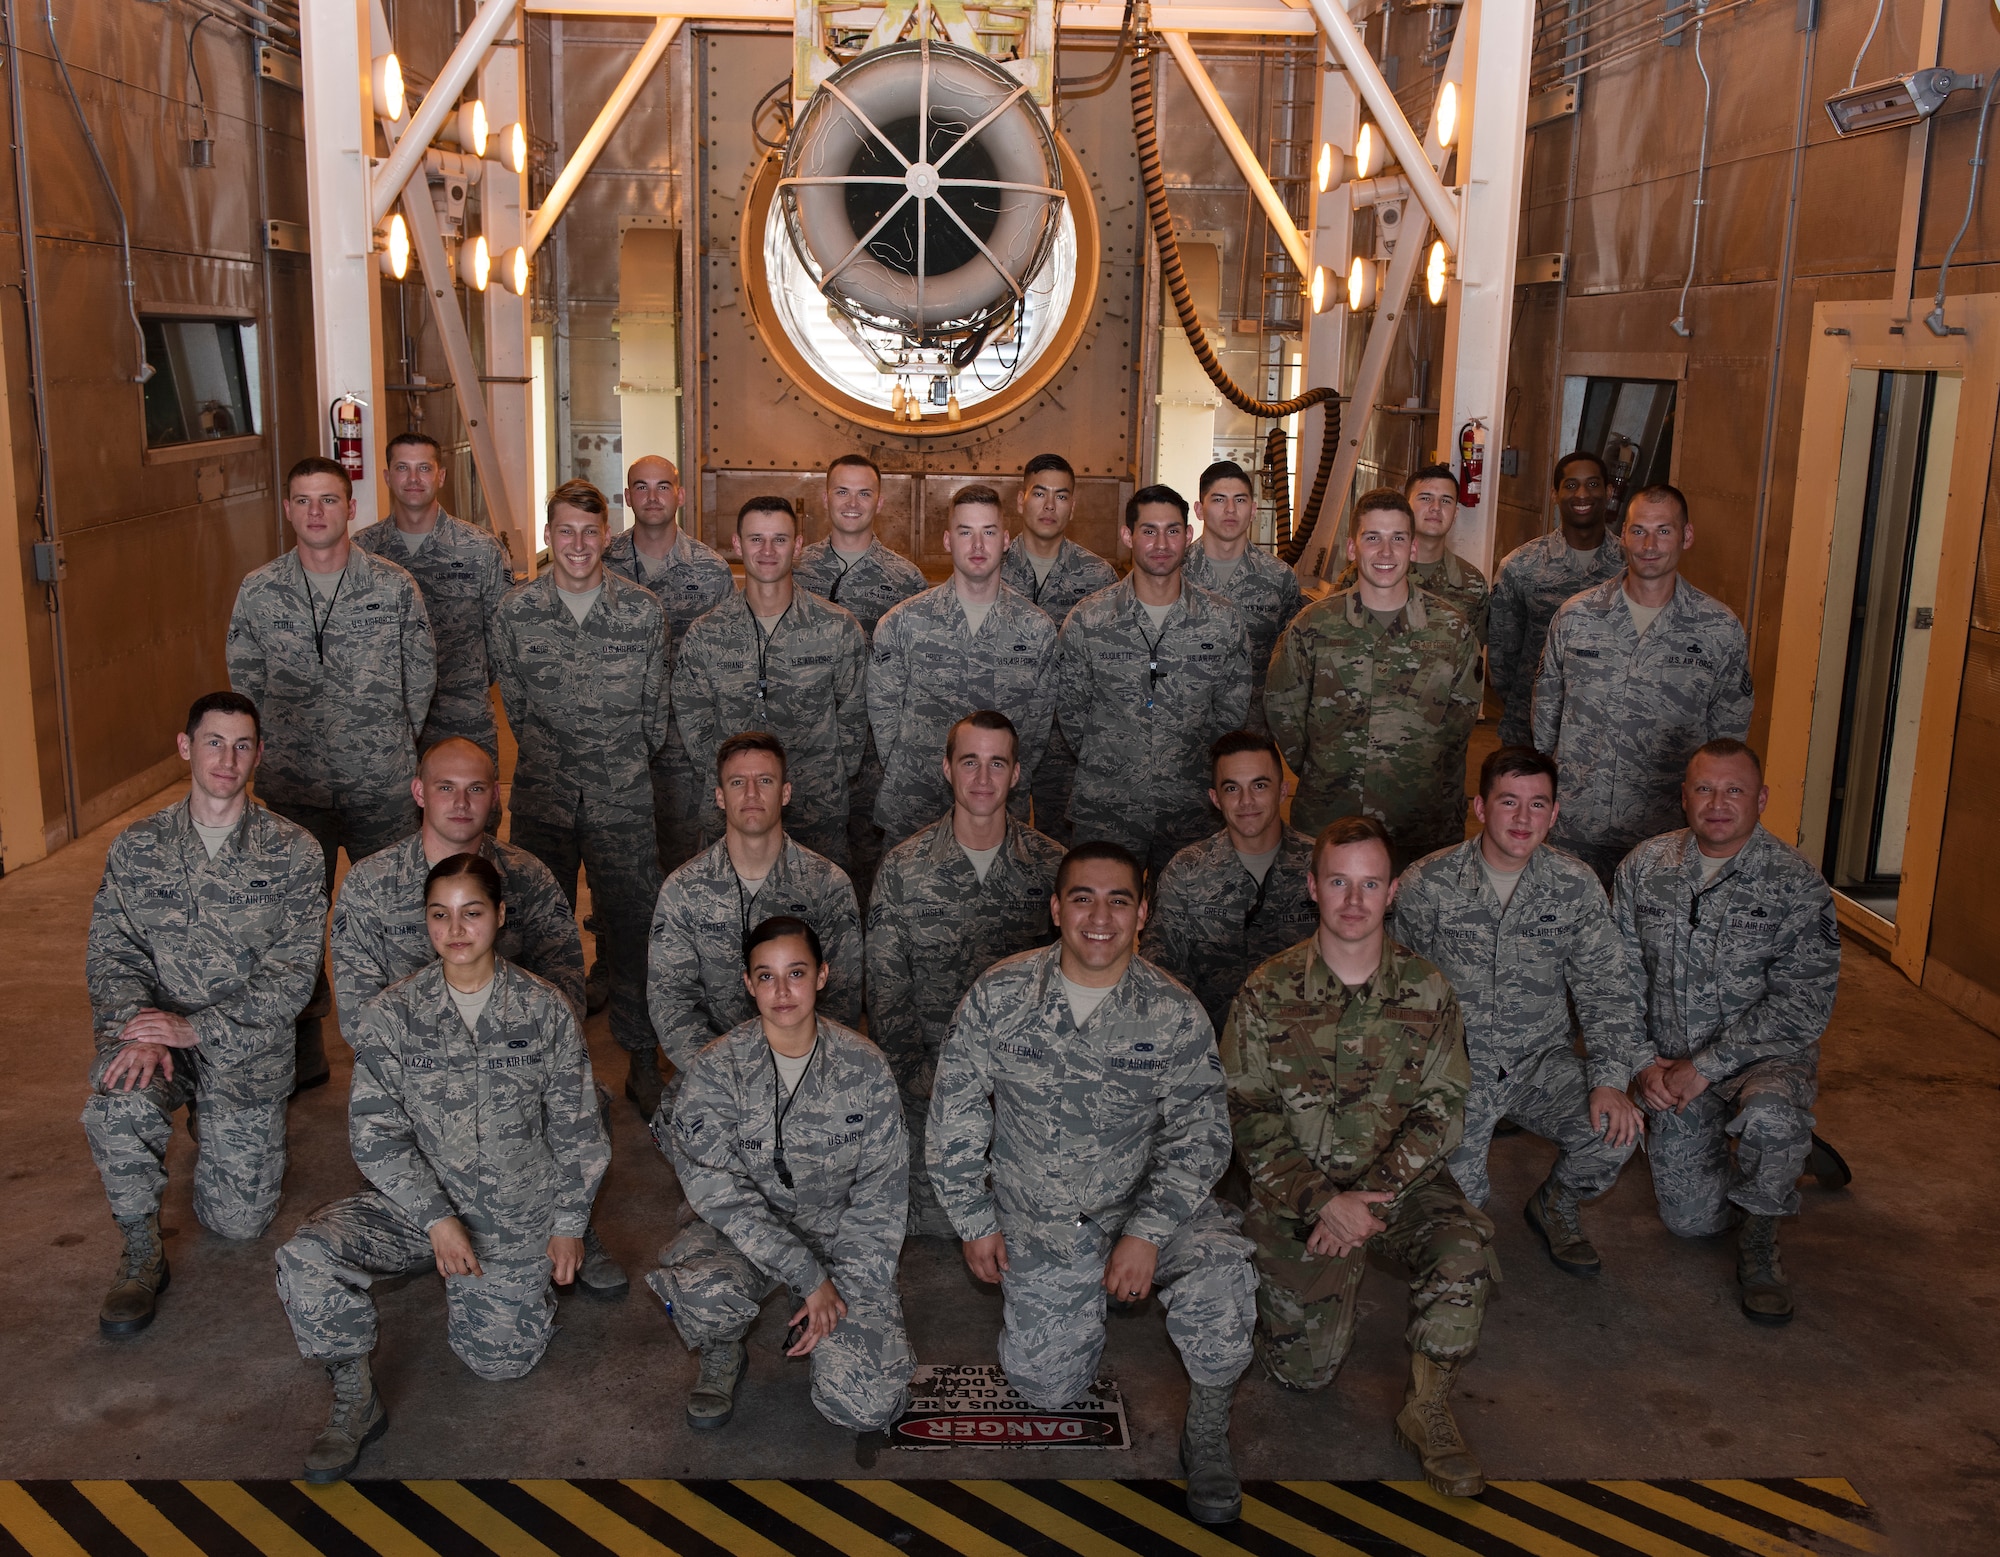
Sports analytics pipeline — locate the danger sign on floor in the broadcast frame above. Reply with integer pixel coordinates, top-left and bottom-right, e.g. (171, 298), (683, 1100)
(887, 1364), (1129, 1449)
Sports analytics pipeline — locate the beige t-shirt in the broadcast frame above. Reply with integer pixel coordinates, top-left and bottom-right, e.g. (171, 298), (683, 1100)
(192, 819), (235, 860)
(1027, 548), (1058, 586)
(397, 526), (432, 558)
(1480, 854), (1527, 909)
(832, 543), (871, 564)
(772, 1043), (814, 1098)
(1697, 849), (1732, 886)
(559, 583), (603, 625)
(754, 612), (786, 635)
(447, 977), (495, 1034)
(961, 841), (1003, 883)
(1236, 846), (1279, 884)
(303, 566), (342, 599)
(1206, 551), (1244, 588)
(958, 593), (995, 637)
(1061, 974), (1114, 1028)
(1140, 600), (1174, 634)
(1625, 592), (1665, 638)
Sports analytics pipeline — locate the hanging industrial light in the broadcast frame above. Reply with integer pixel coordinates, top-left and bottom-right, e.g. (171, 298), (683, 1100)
(1347, 256), (1377, 312)
(445, 99), (489, 158)
(1316, 140), (1339, 194)
(1435, 81), (1459, 148)
(1426, 239), (1450, 304)
(505, 245), (530, 296)
(1355, 123), (1383, 180)
(459, 233), (491, 292)
(379, 214), (411, 278)
(489, 121), (529, 176)
(371, 53), (405, 121)
(1310, 265), (1329, 314)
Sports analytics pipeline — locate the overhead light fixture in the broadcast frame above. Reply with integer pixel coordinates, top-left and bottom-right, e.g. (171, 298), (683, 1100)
(1316, 141), (1339, 194)
(1309, 265), (1328, 314)
(1355, 123), (1382, 180)
(460, 233), (491, 291)
(505, 244), (530, 296)
(491, 120), (529, 176)
(379, 213), (410, 279)
(371, 53), (404, 122)
(1426, 240), (1450, 304)
(1435, 81), (1459, 149)
(1347, 256), (1377, 312)
(446, 99), (489, 158)
(1825, 68), (1982, 136)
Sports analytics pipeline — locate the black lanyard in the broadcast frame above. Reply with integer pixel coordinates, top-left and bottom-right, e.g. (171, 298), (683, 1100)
(305, 568), (345, 663)
(752, 597), (792, 702)
(1242, 855), (1274, 929)
(1139, 608), (1170, 711)
(733, 860), (771, 937)
(826, 551), (853, 603)
(768, 1034), (818, 1189)
(1688, 863), (1736, 928)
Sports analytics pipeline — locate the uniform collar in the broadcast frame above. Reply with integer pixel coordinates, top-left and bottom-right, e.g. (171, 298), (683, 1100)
(1340, 586), (1429, 631)
(926, 812), (1031, 869)
(1303, 935), (1397, 1005)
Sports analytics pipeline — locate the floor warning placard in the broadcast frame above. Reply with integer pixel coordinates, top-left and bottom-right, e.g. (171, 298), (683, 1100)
(887, 1364), (1129, 1449)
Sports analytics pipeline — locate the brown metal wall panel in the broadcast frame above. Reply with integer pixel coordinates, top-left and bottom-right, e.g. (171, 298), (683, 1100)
(1789, 135), (1910, 278)
(1927, 627), (2000, 991)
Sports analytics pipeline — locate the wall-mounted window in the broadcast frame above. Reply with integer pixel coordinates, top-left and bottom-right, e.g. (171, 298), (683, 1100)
(141, 317), (261, 448)
(1557, 375), (1677, 515)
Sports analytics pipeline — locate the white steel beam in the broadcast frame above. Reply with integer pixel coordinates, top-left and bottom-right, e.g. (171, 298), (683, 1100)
(525, 0), (1317, 32)
(1433, 0), (1533, 575)
(301, 0), (387, 524)
(1294, 33), (1353, 561)
(370, 0), (519, 228)
(481, 6), (536, 567)
(525, 17), (681, 260)
(1301, 0), (1457, 247)
(1160, 31), (1308, 274)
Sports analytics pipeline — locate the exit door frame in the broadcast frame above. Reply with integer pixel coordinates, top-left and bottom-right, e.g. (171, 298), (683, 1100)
(1765, 296), (2000, 983)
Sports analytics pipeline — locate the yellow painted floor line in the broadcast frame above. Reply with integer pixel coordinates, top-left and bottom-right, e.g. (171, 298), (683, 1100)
(1796, 1478), (1868, 1506)
(512, 1482), (687, 1557)
(1693, 1479), (1883, 1553)
(179, 1484), (322, 1557)
(1277, 1484), (1483, 1557)
(618, 1482), (792, 1557)
(406, 1481), (564, 1557)
(0, 1484), (92, 1557)
(836, 1481), (1024, 1557)
(1594, 1481), (1824, 1557)
(732, 1480), (909, 1557)
(948, 1482), (1143, 1557)
(1061, 1480), (1261, 1557)
(1385, 1480), (1600, 1557)
(1234, 1493), (1375, 1557)
(287, 1481), (442, 1557)
(1492, 1483), (1712, 1557)
(71, 1484), (209, 1557)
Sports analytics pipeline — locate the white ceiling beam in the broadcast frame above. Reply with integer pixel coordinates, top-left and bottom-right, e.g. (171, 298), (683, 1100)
(523, 0), (1317, 33)
(370, 0), (518, 228)
(1160, 30), (1309, 274)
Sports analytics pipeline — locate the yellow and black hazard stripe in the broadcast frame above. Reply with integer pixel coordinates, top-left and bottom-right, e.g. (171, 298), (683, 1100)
(0, 1477), (1880, 1557)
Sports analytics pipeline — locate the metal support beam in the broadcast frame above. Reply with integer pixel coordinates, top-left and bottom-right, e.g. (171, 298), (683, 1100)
(301, 0), (388, 524)
(1295, 33), (1354, 560)
(525, 17), (681, 260)
(526, 0), (1316, 29)
(369, 0), (519, 228)
(1160, 31), (1308, 275)
(1890, 0), (1947, 319)
(1301, 0), (1458, 248)
(481, 6), (536, 567)
(1434, 0), (1534, 576)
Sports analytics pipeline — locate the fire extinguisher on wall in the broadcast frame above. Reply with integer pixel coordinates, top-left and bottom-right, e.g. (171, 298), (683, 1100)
(1456, 419), (1485, 508)
(330, 395), (367, 484)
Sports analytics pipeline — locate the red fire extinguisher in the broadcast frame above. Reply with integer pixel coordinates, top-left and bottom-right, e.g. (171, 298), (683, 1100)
(1456, 420), (1485, 508)
(331, 395), (367, 484)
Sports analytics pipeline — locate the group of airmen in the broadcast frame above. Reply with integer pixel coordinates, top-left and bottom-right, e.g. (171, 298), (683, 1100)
(80, 436), (1848, 1523)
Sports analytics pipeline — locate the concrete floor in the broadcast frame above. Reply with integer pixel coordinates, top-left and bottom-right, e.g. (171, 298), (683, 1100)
(4, 780), (1999, 1555)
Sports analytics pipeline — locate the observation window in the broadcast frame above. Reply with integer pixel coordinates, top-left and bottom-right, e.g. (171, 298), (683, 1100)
(142, 318), (261, 448)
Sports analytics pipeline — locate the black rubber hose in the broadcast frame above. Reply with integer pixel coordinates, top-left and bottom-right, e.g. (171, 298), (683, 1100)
(1130, 26), (1339, 564)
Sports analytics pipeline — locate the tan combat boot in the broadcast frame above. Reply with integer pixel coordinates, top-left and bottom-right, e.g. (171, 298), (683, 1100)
(99, 1213), (170, 1337)
(574, 1224), (630, 1299)
(1394, 1353), (1485, 1497)
(1524, 1175), (1602, 1276)
(686, 1340), (747, 1431)
(303, 1356), (387, 1483)
(1737, 1213), (1794, 1325)
(1180, 1380), (1243, 1524)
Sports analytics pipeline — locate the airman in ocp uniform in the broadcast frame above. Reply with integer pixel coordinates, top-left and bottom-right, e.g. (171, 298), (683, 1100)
(1056, 486), (1251, 877)
(1533, 483), (1754, 884)
(84, 693), (325, 1337)
(868, 486), (1057, 843)
(1615, 740), (1842, 1325)
(655, 916), (913, 1436)
(865, 711), (1063, 1236)
(1182, 460), (1304, 732)
(928, 842), (1257, 1528)
(1338, 464), (1491, 643)
(1266, 488), (1481, 868)
(1140, 730), (1317, 1036)
(998, 454), (1118, 843)
(674, 495), (869, 867)
(648, 734), (865, 1084)
(604, 455), (737, 874)
(1391, 746), (1644, 1276)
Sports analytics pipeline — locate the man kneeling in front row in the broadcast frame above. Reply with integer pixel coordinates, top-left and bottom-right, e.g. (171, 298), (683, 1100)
(928, 841), (1257, 1526)
(653, 916), (913, 1435)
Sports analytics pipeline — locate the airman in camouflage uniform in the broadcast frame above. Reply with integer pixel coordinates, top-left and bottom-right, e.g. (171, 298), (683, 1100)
(1000, 456), (1119, 844)
(1336, 465), (1491, 643)
(1142, 827), (1317, 1036)
(656, 1013), (913, 1433)
(1488, 452), (1624, 746)
(605, 455), (738, 873)
(1185, 461), (1305, 731)
(85, 694), (325, 1336)
(1390, 746), (1644, 1274)
(1532, 491), (1754, 884)
(795, 535), (929, 636)
(1614, 740), (1840, 1323)
(674, 506), (869, 867)
(868, 808), (1063, 1235)
(492, 485), (670, 1074)
(868, 493), (1058, 842)
(1222, 814), (1489, 1496)
(274, 959), (610, 1382)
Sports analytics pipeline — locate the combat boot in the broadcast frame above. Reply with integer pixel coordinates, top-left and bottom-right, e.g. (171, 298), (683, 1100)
(1179, 1380), (1243, 1525)
(303, 1356), (387, 1483)
(1524, 1175), (1601, 1276)
(1737, 1213), (1794, 1325)
(625, 1047), (664, 1122)
(686, 1340), (747, 1431)
(1394, 1353), (1484, 1497)
(575, 1225), (629, 1299)
(99, 1213), (170, 1337)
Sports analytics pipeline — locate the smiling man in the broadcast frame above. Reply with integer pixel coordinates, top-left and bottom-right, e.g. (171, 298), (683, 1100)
(1221, 815), (1490, 1498)
(868, 485), (1058, 844)
(928, 840), (1257, 1527)
(1532, 483), (1754, 885)
(1391, 746), (1644, 1276)
(1181, 461), (1303, 732)
(1265, 488), (1482, 868)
